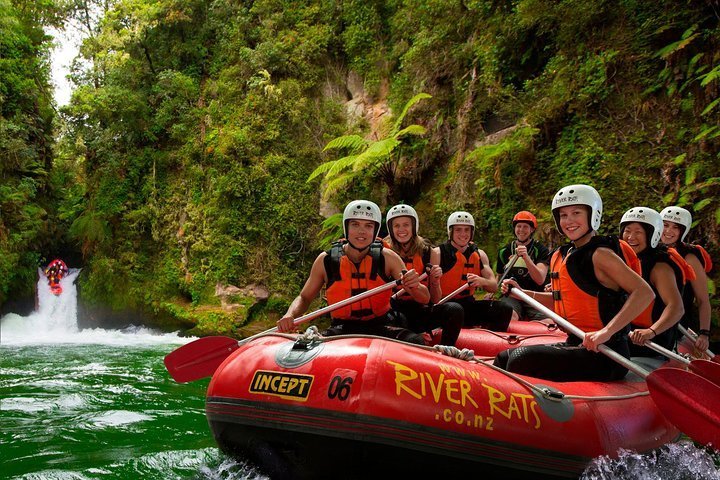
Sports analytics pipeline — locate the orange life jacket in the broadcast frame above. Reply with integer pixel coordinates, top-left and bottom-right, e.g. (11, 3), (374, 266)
(324, 241), (393, 320)
(632, 246), (694, 328)
(550, 236), (640, 333)
(393, 247), (432, 301)
(676, 242), (713, 273)
(439, 242), (481, 298)
(674, 242), (712, 331)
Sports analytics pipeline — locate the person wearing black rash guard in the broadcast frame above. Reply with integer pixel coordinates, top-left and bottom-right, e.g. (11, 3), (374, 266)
(660, 206), (713, 353)
(383, 204), (464, 346)
(494, 184), (654, 382)
(496, 211), (550, 321)
(620, 207), (690, 356)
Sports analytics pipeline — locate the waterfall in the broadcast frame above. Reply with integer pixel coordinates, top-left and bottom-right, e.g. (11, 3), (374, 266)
(0, 268), (190, 346)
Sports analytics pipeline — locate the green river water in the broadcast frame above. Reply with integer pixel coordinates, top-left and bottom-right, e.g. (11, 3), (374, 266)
(1, 273), (719, 479)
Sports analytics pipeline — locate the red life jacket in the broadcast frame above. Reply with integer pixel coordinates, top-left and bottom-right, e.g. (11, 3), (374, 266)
(632, 246), (693, 328)
(324, 241), (392, 320)
(550, 236), (640, 333)
(439, 242), (482, 298)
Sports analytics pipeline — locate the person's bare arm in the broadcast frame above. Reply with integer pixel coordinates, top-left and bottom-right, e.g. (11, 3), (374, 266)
(427, 247), (443, 304)
(629, 262), (684, 346)
(584, 248), (654, 351)
(385, 249), (430, 304)
(469, 250), (498, 293)
(516, 244), (548, 286)
(501, 278), (554, 309)
(686, 254), (711, 351)
(277, 253), (327, 332)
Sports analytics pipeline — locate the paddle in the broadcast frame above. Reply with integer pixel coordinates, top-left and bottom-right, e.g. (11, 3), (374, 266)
(437, 282), (470, 305)
(641, 335), (720, 386)
(678, 324), (717, 362)
(509, 286), (720, 448)
(496, 253), (519, 289)
(165, 272), (414, 383)
(391, 272), (429, 299)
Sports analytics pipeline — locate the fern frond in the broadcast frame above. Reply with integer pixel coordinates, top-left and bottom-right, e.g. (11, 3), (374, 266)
(352, 138), (399, 171)
(307, 159), (338, 182)
(392, 93), (431, 133)
(326, 154), (359, 178)
(318, 213), (343, 249)
(321, 173), (355, 201)
(395, 124), (427, 138)
(323, 135), (367, 152)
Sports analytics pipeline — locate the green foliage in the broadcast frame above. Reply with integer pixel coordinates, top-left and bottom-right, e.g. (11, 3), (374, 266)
(309, 92), (431, 204)
(0, 0), (56, 303)
(6, 0), (717, 332)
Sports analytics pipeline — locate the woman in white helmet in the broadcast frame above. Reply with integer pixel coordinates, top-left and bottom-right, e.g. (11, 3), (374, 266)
(277, 200), (430, 344)
(496, 185), (654, 381)
(620, 207), (690, 356)
(384, 204), (464, 346)
(660, 206), (713, 352)
(437, 211), (513, 330)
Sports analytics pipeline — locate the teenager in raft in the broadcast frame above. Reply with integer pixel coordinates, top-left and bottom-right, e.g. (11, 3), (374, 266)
(383, 204), (464, 346)
(619, 207), (689, 356)
(277, 200), (428, 344)
(496, 210), (550, 321)
(437, 211), (513, 330)
(494, 184), (654, 381)
(660, 206), (713, 352)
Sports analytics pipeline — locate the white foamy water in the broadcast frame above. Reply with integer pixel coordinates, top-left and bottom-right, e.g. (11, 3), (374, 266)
(0, 268), (192, 346)
(581, 442), (720, 479)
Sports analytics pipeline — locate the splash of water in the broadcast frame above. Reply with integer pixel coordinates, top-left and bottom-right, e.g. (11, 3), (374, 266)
(581, 441), (720, 479)
(0, 268), (190, 346)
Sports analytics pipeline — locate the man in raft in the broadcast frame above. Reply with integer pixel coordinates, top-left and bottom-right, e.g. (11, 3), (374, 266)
(277, 200), (428, 344)
(496, 210), (550, 321)
(437, 211), (513, 330)
(495, 184), (654, 381)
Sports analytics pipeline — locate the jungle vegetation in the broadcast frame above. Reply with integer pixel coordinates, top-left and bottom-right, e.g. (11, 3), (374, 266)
(1, 0), (718, 335)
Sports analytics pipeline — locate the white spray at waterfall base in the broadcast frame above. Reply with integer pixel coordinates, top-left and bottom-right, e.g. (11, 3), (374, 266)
(1, 268), (191, 346)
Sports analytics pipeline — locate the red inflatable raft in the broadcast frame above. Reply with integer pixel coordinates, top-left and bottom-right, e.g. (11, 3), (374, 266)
(432, 319), (568, 357)
(205, 332), (679, 479)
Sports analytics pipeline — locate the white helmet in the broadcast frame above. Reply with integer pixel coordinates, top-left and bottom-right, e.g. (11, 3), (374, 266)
(343, 200), (382, 239)
(660, 206), (692, 242)
(620, 207), (663, 248)
(447, 211), (475, 240)
(551, 184), (603, 233)
(386, 204), (419, 241)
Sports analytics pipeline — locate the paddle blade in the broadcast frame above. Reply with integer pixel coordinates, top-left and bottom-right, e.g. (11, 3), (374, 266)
(647, 367), (720, 449)
(689, 359), (720, 387)
(164, 336), (239, 383)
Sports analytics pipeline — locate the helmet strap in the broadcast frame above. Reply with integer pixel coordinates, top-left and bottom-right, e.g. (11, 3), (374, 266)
(450, 239), (468, 250)
(346, 241), (370, 254)
(571, 228), (594, 246)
